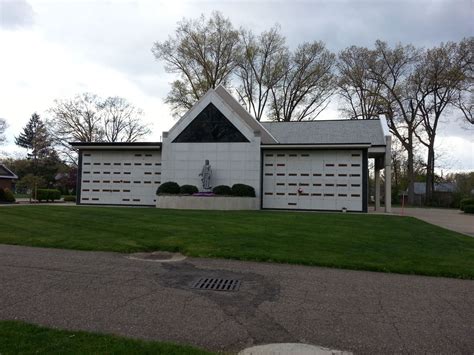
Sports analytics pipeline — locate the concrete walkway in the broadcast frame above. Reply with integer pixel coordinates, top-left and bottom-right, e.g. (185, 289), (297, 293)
(0, 244), (473, 354)
(392, 207), (474, 237)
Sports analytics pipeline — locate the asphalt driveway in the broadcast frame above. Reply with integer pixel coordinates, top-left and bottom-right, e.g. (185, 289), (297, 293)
(0, 244), (473, 354)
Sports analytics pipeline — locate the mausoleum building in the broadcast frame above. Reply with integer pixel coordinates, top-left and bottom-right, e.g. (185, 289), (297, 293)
(71, 86), (392, 212)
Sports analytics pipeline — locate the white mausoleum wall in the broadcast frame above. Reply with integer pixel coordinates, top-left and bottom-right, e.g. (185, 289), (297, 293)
(161, 91), (262, 197)
(161, 140), (261, 196)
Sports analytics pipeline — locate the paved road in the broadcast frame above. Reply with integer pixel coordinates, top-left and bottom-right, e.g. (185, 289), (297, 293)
(0, 245), (473, 354)
(391, 207), (474, 237)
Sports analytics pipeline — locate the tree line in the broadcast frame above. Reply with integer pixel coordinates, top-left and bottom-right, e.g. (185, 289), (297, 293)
(152, 11), (473, 205)
(0, 94), (150, 195)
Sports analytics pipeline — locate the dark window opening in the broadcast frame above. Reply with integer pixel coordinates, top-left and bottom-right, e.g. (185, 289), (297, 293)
(173, 103), (249, 143)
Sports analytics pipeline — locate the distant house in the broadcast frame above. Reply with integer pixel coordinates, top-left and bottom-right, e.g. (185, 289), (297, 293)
(406, 182), (457, 206)
(0, 164), (18, 191)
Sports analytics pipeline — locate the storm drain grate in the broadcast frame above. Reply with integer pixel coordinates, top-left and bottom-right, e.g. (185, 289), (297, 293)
(191, 278), (241, 292)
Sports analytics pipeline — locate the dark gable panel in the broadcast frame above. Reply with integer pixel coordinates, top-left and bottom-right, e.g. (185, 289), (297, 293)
(173, 103), (250, 143)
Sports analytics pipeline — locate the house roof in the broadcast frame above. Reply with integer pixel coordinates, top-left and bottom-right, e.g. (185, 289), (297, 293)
(0, 164), (18, 180)
(69, 142), (162, 150)
(413, 182), (457, 195)
(260, 119), (387, 146)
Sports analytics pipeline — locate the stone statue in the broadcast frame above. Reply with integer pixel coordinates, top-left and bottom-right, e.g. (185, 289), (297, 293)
(199, 159), (212, 190)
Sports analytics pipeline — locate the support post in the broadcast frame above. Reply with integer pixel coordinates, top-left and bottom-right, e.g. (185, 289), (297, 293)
(375, 166), (381, 211)
(384, 136), (392, 213)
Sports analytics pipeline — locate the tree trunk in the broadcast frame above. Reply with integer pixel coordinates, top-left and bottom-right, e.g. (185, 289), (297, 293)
(407, 148), (415, 205)
(425, 144), (435, 205)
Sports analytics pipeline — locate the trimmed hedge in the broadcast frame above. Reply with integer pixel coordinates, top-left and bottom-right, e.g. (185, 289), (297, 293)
(460, 198), (474, 211)
(0, 188), (15, 203)
(464, 204), (474, 214)
(231, 183), (256, 197)
(212, 185), (232, 195)
(36, 189), (61, 202)
(180, 184), (199, 195)
(157, 182), (180, 195)
(63, 195), (76, 202)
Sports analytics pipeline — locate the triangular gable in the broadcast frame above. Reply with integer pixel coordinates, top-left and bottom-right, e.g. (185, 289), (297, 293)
(165, 86), (278, 144)
(214, 86), (278, 144)
(0, 164), (18, 179)
(172, 103), (249, 143)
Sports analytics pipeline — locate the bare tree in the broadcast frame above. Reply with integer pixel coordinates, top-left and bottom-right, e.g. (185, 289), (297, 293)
(336, 46), (384, 119)
(453, 37), (474, 125)
(50, 93), (104, 144)
(152, 11), (240, 116)
(367, 41), (424, 205)
(0, 118), (7, 145)
(235, 25), (288, 121)
(49, 93), (150, 163)
(412, 40), (472, 202)
(270, 41), (336, 121)
(99, 97), (151, 142)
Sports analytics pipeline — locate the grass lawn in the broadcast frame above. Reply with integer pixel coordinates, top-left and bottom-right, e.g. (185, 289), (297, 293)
(0, 320), (212, 354)
(0, 205), (473, 279)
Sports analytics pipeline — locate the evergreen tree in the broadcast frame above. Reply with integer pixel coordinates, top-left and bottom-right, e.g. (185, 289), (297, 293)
(15, 113), (51, 160)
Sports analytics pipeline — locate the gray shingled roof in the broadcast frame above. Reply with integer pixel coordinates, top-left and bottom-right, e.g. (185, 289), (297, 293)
(0, 164), (18, 179)
(260, 119), (386, 146)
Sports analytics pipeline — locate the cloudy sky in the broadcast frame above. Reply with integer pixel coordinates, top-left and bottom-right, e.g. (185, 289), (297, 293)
(0, 0), (472, 172)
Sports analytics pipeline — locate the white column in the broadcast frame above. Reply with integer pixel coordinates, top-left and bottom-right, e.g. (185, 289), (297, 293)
(384, 136), (392, 213)
(375, 166), (381, 211)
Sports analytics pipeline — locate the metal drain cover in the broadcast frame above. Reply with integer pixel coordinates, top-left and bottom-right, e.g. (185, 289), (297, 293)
(191, 278), (241, 292)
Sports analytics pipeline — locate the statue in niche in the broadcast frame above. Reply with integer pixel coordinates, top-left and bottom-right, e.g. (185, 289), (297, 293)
(199, 159), (212, 190)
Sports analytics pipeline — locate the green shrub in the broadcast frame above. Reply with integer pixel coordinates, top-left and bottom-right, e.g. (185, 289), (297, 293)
(0, 188), (15, 203)
(179, 184), (198, 195)
(464, 204), (474, 214)
(231, 183), (256, 197)
(36, 189), (61, 202)
(156, 182), (180, 195)
(460, 198), (474, 211)
(63, 195), (76, 202)
(213, 185), (232, 195)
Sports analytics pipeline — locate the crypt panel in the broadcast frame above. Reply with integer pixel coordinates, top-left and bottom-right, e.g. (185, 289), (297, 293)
(262, 149), (364, 211)
(79, 150), (162, 206)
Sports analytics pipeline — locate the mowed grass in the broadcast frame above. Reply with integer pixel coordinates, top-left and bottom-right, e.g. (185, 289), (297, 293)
(0, 320), (212, 354)
(0, 206), (473, 279)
